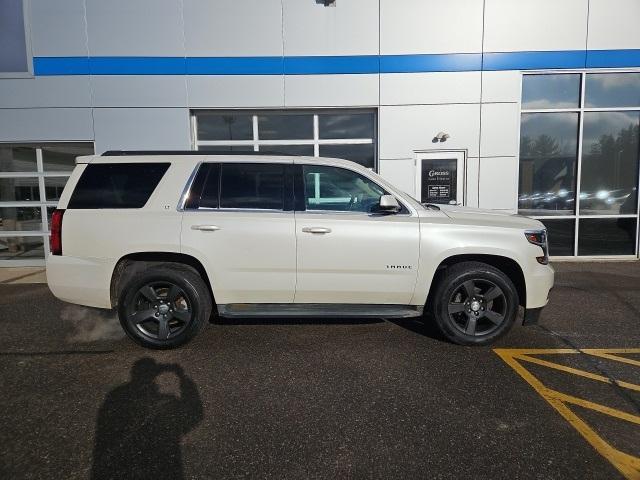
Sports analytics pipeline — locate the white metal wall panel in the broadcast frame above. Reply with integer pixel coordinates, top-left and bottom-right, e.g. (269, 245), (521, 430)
(284, 75), (378, 107)
(379, 104), (481, 159)
(188, 76), (285, 108)
(0, 108), (94, 141)
(282, 0), (379, 56)
(483, 0), (588, 52)
(92, 108), (191, 153)
(0, 77), (91, 108)
(85, 0), (184, 56)
(184, 0), (283, 56)
(466, 156), (480, 208)
(91, 76), (188, 107)
(587, 0), (640, 50)
(478, 157), (518, 211)
(379, 158), (416, 197)
(481, 71), (522, 104)
(380, 72), (481, 105)
(480, 103), (520, 158)
(380, 0), (483, 54)
(29, 0), (88, 56)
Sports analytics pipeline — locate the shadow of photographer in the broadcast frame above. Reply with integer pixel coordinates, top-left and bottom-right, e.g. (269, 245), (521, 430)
(91, 358), (203, 480)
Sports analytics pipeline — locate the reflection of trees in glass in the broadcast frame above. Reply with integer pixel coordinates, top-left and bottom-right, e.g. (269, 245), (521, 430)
(581, 118), (639, 214)
(518, 134), (576, 213)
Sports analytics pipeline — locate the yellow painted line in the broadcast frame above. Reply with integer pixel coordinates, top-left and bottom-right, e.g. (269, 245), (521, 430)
(494, 349), (640, 480)
(514, 353), (640, 393)
(550, 390), (640, 426)
(583, 351), (640, 368)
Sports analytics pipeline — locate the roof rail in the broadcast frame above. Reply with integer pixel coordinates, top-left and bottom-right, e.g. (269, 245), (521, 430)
(101, 150), (295, 157)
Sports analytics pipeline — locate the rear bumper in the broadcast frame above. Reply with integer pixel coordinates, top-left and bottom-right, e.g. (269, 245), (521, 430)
(46, 255), (114, 309)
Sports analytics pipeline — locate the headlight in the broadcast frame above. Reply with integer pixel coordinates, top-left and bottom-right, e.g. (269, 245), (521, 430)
(525, 229), (549, 265)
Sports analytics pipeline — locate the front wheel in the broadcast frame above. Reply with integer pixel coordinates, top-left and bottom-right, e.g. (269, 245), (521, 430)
(117, 264), (212, 349)
(430, 261), (519, 346)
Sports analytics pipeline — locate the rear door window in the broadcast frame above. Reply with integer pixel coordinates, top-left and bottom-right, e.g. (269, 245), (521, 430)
(68, 163), (170, 209)
(219, 163), (284, 210)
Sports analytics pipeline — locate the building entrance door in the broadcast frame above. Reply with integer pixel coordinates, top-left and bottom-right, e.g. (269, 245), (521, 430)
(415, 151), (466, 205)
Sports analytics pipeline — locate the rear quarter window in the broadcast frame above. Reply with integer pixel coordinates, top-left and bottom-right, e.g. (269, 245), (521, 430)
(68, 163), (170, 209)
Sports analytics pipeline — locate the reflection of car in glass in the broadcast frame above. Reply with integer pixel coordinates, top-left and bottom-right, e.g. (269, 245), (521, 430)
(47, 152), (554, 349)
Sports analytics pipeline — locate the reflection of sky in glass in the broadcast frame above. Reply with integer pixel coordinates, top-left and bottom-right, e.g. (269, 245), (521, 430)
(522, 74), (581, 109)
(582, 111), (640, 148)
(318, 114), (374, 139)
(585, 73), (640, 108)
(520, 113), (579, 157)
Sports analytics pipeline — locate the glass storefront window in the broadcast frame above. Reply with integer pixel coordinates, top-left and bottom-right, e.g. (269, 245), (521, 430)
(580, 111), (640, 215)
(0, 143), (94, 264)
(522, 74), (581, 109)
(193, 110), (377, 170)
(518, 112), (579, 216)
(197, 114), (253, 141)
(585, 73), (640, 108)
(538, 219), (576, 257)
(0, 146), (37, 172)
(519, 72), (640, 257)
(578, 218), (637, 256)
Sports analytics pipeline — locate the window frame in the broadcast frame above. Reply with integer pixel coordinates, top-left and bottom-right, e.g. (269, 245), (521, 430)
(518, 70), (640, 258)
(0, 0), (34, 78)
(0, 141), (94, 266)
(191, 109), (378, 171)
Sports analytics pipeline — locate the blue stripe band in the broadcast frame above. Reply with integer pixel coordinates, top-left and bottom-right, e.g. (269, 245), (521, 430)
(33, 49), (640, 76)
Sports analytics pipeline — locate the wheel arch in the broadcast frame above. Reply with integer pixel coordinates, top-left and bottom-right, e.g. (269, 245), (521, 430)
(110, 251), (215, 309)
(426, 254), (526, 310)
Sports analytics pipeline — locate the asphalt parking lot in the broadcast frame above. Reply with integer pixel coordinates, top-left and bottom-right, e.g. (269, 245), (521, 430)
(1, 262), (639, 479)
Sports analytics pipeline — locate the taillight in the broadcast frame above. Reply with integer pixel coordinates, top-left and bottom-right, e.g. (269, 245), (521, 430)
(50, 209), (65, 256)
(525, 229), (549, 265)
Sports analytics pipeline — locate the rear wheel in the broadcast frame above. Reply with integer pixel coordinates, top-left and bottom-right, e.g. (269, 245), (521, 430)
(117, 265), (211, 349)
(431, 261), (519, 346)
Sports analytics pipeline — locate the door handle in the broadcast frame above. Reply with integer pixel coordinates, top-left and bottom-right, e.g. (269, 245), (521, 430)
(191, 225), (221, 232)
(302, 227), (332, 234)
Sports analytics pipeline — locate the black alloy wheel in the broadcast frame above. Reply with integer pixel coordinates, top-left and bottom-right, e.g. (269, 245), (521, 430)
(125, 282), (193, 341)
(447, 278), (507, 336)
(118, 263), (212, 349)
(431, 261), (519, 346)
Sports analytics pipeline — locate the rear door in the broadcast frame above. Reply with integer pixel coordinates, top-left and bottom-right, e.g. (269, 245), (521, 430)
(180, 160), (296, 304)
(294, 162), (420, 305)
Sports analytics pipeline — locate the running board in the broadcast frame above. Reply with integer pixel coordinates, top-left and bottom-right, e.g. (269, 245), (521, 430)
(217, 303), (423, 319)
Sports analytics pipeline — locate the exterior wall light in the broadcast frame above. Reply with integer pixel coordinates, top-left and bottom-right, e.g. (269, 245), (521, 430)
(433, 132), (450, 143)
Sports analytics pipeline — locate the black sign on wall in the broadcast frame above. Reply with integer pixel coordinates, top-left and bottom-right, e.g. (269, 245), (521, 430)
(421, 158), (457, 204)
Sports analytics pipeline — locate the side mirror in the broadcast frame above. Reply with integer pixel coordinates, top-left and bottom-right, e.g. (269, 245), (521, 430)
(379, 194), (401, 213)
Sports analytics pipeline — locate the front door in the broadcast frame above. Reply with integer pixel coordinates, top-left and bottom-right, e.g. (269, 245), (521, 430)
(180, 161), (296, 304)
(294, 162), (420, 305)
(416, 151), (466, 205)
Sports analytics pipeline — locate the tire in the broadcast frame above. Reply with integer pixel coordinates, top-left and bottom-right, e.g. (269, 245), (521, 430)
(117, 263), (212, 349)
(430, 261), (519, 346)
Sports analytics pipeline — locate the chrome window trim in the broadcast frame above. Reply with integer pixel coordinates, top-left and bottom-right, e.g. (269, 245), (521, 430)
(176, 161), (203, 211)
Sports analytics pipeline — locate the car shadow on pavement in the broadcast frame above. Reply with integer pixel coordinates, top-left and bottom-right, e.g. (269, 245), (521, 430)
(91, 358), (203, 480)
(386, 315), (449, 343)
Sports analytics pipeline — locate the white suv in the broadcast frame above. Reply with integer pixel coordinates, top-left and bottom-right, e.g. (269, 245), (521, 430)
(46, 151), (554, 349)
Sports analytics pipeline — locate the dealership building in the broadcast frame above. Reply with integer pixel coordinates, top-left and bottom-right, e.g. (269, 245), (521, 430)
(1, 0), (640, 266)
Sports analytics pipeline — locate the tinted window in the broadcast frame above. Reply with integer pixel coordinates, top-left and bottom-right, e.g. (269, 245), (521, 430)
(578, 218), (637, 256)
(522, 74), (581, 109)
(258, 114), (313, 140)
(184, 163), (220, 210)
(302, 165), (386, 213)
(197, 113), (253, 141)
(580, 111), (640, 215)
(585, 73), (640, 108)
(539, 219), (575, 256)
(318, 113), (375, 139)
(68, 163), (170, 209)
(220, 163), (284, 210)
(319, 144), (375, 169)
(518, 112), (579, 216)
